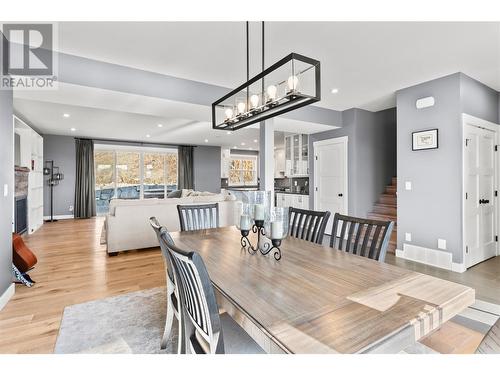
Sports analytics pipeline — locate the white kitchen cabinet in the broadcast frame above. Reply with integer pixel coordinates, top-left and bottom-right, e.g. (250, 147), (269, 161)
(284, 133), (309, 177)
(275, 193), (309, 210)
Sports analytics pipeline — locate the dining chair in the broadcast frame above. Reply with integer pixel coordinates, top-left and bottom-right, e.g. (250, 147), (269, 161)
(177, 203), (219, 231)
(149, 217), (182, 352)
(476, 317), (500, 353)
(288, 207), (331, 244)
(159, 231), (265, 354)
(329, 213), (394, 262)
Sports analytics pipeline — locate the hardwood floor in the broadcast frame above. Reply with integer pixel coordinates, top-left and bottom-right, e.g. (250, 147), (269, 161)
(0, 217), (165, 353)
(385, 253), (500, 306)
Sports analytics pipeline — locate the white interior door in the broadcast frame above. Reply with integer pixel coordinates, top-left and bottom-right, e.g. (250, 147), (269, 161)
(314, 137), (348, 233)
(464, 123), (497, 268)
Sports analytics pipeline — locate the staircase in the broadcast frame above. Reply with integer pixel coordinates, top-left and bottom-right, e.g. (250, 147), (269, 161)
(368, 177), (397, 253)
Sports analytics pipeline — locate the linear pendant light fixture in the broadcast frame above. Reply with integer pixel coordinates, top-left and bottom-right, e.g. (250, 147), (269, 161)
(212, 22), (321, 131)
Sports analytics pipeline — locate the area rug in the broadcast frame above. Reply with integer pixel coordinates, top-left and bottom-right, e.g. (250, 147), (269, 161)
(55, 286), (498, 354)
(54, 287), (177, 354)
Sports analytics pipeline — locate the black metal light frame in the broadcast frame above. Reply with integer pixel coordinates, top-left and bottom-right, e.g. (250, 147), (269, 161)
(212, 52), (321, 131)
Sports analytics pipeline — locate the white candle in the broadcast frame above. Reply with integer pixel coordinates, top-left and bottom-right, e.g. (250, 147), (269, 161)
(240, 214), (251, 230)
(271, 221), (283, 239)
(254, 204), (265, 221)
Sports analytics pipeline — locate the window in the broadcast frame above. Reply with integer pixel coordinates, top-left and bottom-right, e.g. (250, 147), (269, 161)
(95, 151), (116, 215)
(94, 146), (178, 214)
(229, 155), (257, 186)
(143, 153), (165, 199)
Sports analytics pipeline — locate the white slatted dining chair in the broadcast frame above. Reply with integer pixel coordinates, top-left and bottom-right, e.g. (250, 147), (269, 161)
(159, 230), (265, 354)
(149, 217), (182, 352)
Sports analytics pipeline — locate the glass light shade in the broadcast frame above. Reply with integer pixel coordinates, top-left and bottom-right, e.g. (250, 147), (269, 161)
(266, 85), (277, 102)
(224, 107), (234, 120)
(287, 75), (299, 92)
(250, 94), (260, 109)
(265, 207), (289, 240)
(237, 101), (246, 114)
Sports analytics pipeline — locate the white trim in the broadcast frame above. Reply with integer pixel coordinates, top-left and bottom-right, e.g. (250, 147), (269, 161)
(313, 136), (348, 215)
(43, 214), (74, 220)
(0, 284), (15, 312)
(461, 113), (499, 270)
(459, 306), (499, 325)
(473, 299), (500, 316)
(396, 243), (468, 272)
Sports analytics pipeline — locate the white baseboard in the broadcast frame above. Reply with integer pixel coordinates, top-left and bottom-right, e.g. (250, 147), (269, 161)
(396, 244), (466, 273)
(43, 214), (74, 220)
(0, 283), (15, 312)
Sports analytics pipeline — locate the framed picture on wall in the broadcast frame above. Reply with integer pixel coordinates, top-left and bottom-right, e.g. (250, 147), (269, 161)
(412, 129), (438, 151)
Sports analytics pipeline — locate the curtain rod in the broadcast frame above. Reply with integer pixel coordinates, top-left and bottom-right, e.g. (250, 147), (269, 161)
(74, 137), (198, 148)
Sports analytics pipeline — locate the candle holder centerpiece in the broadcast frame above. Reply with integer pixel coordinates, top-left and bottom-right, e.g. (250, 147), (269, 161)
(236, 191), (288, 261)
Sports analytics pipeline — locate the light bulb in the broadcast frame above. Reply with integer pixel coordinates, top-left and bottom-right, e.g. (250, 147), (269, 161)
(250, 94), (260, 109)
(287, 75), (299, 91)
(237, 102), (246, 114)
(224, 108), (234, 120)
(266, 85), (277, 101)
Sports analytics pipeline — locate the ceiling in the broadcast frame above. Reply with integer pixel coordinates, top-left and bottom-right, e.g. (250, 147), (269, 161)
(56, 21), (500, 111)
(14, 83), (335, 149)
(13, 22), (500, 147)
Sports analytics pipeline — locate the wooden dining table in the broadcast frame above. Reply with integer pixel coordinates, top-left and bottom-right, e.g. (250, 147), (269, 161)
(170, 226), (475, 354)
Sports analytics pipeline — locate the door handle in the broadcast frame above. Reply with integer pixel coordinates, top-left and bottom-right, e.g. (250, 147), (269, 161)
(479, 199), (490, 204)
(338, 193), (343, 197)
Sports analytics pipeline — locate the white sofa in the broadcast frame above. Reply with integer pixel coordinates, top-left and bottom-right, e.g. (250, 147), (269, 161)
(104, 193), (238, 254)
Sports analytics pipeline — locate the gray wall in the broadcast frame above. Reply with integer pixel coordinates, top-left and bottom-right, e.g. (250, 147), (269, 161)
(43, 135), (76, 217)
(309, 107), (397, 218)
(193, 146), (221, 193)
(396, 73), (499, 264)
(460, 73), (499, 123)
(0, 88), (13, 300)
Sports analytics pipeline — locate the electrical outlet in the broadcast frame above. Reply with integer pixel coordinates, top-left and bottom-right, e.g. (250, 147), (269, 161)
(438, 239), (447, 250)
(69, 205), (74, 212)
(3, 184), (7, 197)
(405, 181), (412, 191)
(405, 232), (412, 242)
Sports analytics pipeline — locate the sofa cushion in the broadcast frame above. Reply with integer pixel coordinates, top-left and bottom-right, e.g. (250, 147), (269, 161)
(167, 190), (182, 198)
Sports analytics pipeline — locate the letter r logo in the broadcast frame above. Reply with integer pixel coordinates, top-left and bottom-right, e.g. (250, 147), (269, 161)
(2, 23), (53, 76)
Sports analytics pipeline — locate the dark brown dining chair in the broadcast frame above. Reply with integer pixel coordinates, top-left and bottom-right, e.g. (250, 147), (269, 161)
(177, 203), (219, 231)
(329, 213), (394, 262)
(159, 230), (264, 354)
(476, 317), (500, 354)
(288, 207), (331, 244)
(149, 217), (182, 352)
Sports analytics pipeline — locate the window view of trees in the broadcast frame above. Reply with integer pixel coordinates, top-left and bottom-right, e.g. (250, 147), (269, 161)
(94, 148), (178, 215)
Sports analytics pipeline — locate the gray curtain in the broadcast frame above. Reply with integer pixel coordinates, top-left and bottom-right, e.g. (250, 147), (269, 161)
(74, 139), (96, 218)
(178, 146), (194, 190)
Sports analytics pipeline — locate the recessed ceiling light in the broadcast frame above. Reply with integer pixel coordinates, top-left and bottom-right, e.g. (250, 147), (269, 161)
(157, 124), (163, 128)
(249, 147), (253, 150)
(204, 139), (209, 143)
(146, 134), (151, 138)
(241, 142), (246, 146)
(63, 113), (70, 118)
(70, 128), (76, 132)
(227, 131), (232, 135)
(331, 88), (339, 94)
(253, 139), (258, 143)
(233, 146), (238, 149)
